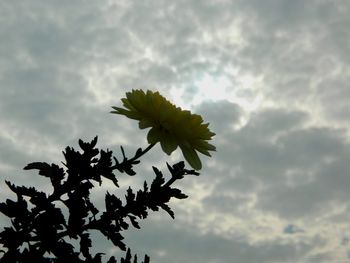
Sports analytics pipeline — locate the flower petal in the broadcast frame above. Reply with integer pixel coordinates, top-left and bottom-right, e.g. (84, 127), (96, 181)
(180, 144), (202, 170)
(147, 127), (161, 144)
(139, 119), (153, 129)
(111, 107), (142, 120)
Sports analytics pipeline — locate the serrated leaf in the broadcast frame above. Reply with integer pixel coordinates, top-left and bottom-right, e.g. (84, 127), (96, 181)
(160, 203), (175, 219)
(128, 215), (140, 229)
(5, 182), (45, 203)
(170, 188), (188, 199)
(125, 188), (135, 204)
(125, 167), (136, 176)
(23, 162), (51, 177)
(166, 162), (174, 174)
(79, 136), (98, 152)
(105, 192), (122, 212)
(122, 248), (132, 262)
(152, 166), (162, 177)
(143, 181), (148, 192)
(0, 195), (27, 219)
(92, 252), (104, 263)
(78, 139), (85, 150)
(80, 233), (92, 259)
(107, 256), (117, 263)
(173, 161), (185, 171)
(151, 167), (165, 190)
(135, 147), (143, 157)
(109, 232), (126, 251)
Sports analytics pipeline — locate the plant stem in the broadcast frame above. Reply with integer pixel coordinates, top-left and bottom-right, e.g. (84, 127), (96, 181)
(129, 143), (156, 162)
(111, 143), (156, 171)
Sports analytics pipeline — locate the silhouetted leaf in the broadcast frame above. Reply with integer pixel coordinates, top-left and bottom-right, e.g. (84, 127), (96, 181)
(169, 188), (188, 199)
(79, 136), (98, 152)
(151, 167), (165, 190)
(0, 227), (21, 248)
(5, 181), (38, 197)
(80, 233), (92, 259)
(107, 256), (117, 263)
(128, 215), (140, 229)
(92, 253), (104, 263)
(174, 161), (185, 170)
(108, 231), (126, 251)
(0, 196), (27, 219)
(23, 162), (51, 177)
(125, 187), (135, 204)
(135, 148), (143, 158)
(86, 198), (99, 216)
(105, 192), (122, 213)
(159, 203), (175, 219)
(121, 248), (132, 263)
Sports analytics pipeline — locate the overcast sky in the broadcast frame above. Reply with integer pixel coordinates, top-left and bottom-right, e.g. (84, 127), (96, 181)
(1, 0), (350, 262)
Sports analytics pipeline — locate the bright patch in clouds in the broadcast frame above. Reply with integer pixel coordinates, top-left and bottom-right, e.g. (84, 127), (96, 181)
(193, 74), (231, 104)
(169, 74), (232, 111)
(171, 72), (264, 115)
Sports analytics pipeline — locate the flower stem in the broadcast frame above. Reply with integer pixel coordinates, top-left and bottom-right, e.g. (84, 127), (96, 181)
(129, 143), (156, 162)
(111, 143), (156, 172)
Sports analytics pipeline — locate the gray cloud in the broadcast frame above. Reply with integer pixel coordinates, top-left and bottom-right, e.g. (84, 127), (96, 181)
(283, 224), (304, 234)
(123, 216), (318, 263)
(204, 106), (350, 219)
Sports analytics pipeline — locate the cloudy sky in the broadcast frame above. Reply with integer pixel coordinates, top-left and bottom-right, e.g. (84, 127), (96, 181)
(1, 0), (350, 262)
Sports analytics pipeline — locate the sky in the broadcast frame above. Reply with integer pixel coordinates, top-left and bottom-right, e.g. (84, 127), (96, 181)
(1, 0), (350, 262)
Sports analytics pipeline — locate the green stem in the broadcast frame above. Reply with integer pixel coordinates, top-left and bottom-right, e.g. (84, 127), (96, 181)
(129, 143), (156, 162)
(111, 143), (156, 171)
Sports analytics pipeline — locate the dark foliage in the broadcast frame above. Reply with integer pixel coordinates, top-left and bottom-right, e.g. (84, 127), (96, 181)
(0, 137), (199, 262)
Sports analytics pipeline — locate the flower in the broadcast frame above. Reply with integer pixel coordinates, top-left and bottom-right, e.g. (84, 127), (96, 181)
(111, 89), (216, 170)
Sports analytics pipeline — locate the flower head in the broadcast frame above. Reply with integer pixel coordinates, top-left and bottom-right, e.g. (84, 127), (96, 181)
(111, 89), (216, 170)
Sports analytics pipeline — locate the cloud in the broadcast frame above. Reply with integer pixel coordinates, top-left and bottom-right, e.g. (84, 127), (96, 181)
(232, 0), (350, 124)
(123, 215), (318, 263)
(283, 224), (304, 234)
(202, 106), (350, 219)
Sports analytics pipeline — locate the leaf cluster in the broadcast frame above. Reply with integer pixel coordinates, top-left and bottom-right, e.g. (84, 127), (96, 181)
(0, 137), (199, 262)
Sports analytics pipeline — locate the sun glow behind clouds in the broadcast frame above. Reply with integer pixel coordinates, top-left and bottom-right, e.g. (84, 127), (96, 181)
(192, 74), (231, 105)
(171, 73), (264, 114)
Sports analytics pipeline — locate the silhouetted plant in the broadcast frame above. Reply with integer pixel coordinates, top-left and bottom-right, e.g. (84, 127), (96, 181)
(0, 89), (215, 262)
(0, 136), (199, 262)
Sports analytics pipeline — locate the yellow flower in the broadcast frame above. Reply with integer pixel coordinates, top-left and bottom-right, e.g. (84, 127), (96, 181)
(111, 89), (216, 170)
